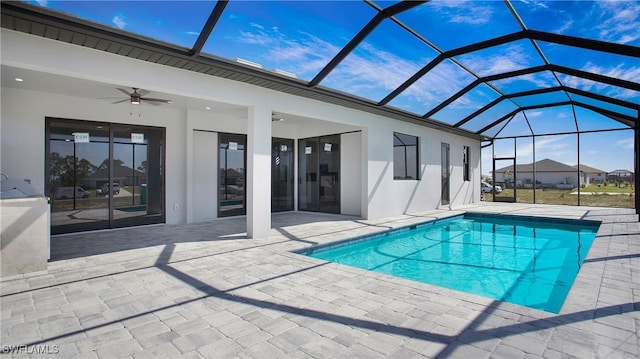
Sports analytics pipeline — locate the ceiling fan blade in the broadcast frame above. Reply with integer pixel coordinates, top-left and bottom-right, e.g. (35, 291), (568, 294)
(138, 89), (150, 97)
(111, 99), (129, 104)
(140, 99), (162, 106)
(116, 88), (132, 96)
(142, 97), (172, 103)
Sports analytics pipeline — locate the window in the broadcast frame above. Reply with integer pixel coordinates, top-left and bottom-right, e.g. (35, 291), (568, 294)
(219, 133), (246, 217)
(47, 118), (165, 234)
(463, 145), (471, 181)
(393, 132), (419, 180)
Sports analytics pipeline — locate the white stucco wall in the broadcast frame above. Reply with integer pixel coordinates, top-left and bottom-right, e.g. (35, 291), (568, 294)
(1, 29), (481, 227)
(0, 87), (188, 225)
(340, 132), (362, 216)
(192, 130), (218, 222)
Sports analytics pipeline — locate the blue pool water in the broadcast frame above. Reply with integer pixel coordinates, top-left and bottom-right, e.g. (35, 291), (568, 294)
(304, 214), (600, 313)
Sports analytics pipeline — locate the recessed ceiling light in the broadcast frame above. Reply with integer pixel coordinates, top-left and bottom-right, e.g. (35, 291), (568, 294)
(15, 78), (24, 82)
(205, 107), (211, 110)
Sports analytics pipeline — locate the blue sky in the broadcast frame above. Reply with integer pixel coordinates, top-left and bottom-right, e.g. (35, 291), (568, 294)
(28, 0), (639, 173)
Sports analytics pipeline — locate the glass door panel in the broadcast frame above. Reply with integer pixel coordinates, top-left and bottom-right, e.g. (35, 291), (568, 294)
(298, 135), (340, 213)
(272, 138), (294, 212)
(298, 138), (319, 211)
(441, 142), (450, 205)
(48, 119), (110, 234)
(319, 135), (340, 213)
(112, 125), (164, 227)
(219, 133), (246, 217)
(47, 118), (165, 234)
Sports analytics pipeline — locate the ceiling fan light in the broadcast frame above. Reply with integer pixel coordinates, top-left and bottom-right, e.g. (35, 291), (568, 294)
(131, 94), (141, 105)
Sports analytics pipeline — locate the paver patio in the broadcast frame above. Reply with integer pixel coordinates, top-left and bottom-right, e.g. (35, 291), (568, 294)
(1, 203), (639, 358)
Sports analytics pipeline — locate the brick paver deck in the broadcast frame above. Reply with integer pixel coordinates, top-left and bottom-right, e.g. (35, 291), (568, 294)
(1, 203), (638, 358)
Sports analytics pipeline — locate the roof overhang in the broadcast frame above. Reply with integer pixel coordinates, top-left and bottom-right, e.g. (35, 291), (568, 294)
(0, 1), (483, 140)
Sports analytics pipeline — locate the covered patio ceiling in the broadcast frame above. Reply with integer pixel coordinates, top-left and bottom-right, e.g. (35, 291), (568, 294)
(2, 0), (639, 140)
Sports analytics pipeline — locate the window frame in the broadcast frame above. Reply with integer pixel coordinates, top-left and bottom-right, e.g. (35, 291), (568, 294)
(393, 132), (420, 180)
(463, 145), (471, 181)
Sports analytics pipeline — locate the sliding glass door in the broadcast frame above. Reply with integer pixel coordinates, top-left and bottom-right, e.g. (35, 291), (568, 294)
(112, 125), (164, 227)
(47, 118), (165, 234)
(298, 135), (340, 213)
(219, 133), (246, 217)
(272, 138), (294, 212)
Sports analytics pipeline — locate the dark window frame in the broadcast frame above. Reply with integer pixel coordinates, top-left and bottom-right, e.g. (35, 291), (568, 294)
(218, 132), (247, 218)
(463, 145), (471, 181)
(393, 132), (420, 180)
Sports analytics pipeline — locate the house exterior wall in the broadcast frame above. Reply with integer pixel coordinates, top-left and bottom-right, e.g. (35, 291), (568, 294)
(584, 172), (606, 184)
(1, 29), (481, 232)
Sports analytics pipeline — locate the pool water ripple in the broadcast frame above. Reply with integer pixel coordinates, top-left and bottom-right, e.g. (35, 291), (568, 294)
(305, 214), (600, 313)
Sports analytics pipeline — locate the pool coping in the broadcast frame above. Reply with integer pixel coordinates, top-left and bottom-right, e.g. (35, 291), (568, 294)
(295, 211), (602, 256)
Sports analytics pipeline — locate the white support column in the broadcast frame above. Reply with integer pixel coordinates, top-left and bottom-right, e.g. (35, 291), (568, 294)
(247, 105), (272, 238)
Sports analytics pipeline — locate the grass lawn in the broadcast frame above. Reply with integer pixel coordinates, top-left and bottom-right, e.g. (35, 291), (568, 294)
(486, 187), (635, 208)
(581, 183), (634, 193)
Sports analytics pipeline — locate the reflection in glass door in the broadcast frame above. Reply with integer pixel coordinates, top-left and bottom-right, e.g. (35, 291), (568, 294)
(272, 138), (294, 212)
(298, 138), (318, 211)
(298, 135), (340, 213)
(48, 120), (110, 233)
(47, 118), (165, 234)
(319, 135), (340, 213)
(219, 133), (246, 217)
(112, 125), (164, 227)
(441, 142), (450, 205)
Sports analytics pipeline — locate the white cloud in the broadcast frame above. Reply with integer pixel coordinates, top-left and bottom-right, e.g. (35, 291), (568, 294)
(36, 0), (48, 6)
(397, 60), (475, 110)
(232, 20), (435, 101)
(519, 0), (549, 10)
(594, 1), (640, 44)
(266, 32), (339, 76)
(456, 43), (535, 77)
(491, 72), (559, 90)
(237, 30), (275, 46)
(184, 31), (200, 36)
(325, 41), (423, 100)
(431, 0), (495, 25)
(559, 63), (640, 100)
(615, 137), (634, 150)
(526, 110), (543, 118)
(112, 15), (126, 30)
(514, 135), (570, 159)
(553, 19), (574, 34)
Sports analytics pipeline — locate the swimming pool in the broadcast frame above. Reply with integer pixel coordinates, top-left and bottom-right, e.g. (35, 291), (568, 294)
(301, 213), (600, 313)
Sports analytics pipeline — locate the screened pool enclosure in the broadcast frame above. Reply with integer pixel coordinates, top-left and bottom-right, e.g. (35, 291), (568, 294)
(3, 0), (639, 209)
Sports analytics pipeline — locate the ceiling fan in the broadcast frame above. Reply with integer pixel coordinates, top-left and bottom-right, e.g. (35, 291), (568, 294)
(111, 87), (172, 105)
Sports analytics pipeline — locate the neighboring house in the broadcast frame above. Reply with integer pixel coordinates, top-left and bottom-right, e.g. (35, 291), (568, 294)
(573, 164), (607, 185)
(494, 159), (590, 189)
(608, 169), (634, 182)
(80, 163), (146, 190)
